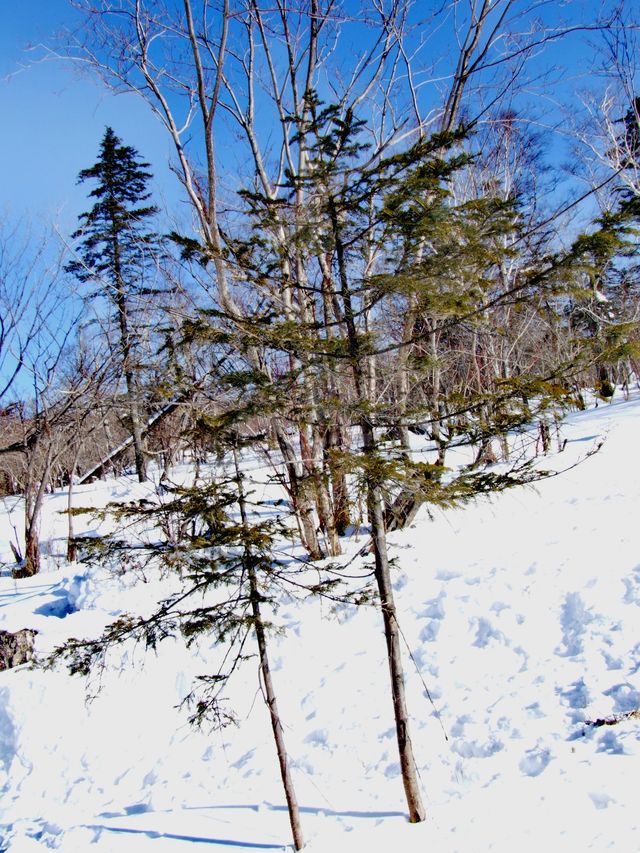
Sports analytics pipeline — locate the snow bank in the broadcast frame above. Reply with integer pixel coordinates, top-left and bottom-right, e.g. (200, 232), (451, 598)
(0, 395), (639, 851)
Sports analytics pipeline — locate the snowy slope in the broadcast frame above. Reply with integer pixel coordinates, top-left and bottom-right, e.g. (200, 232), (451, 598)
(0, 394), (639, 852)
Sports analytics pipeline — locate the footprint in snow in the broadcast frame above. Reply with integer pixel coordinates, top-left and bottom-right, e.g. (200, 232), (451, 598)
(628, 643), (640, 676)
(602, 650), (624, 670)
(436, 568), (461, 581)
(384, 762), (400, 778)
(419, 592), (446, 642)
(603, 682), (640, 713)
(231, 748), (256, 769)
(556, 592), (592, 657)
(560, 677), (590, 711)
(623, 565), (640, 606)
(450, 714), (472, 737)
(304, 729), (329, 749)
(419, 620), (441, 642)
(519, 746), (551, 777)
(421, 592), (446, 619)
(0, 688), (17, 775)
(451, 736), (504, 759)
(589, 791), (615, 810)
(597, 730), (626, 755)
(473, 617), (505, 648)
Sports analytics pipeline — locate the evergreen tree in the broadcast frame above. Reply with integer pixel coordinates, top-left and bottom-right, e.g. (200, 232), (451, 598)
(224, 106), (633, 821)
(68, 127), (160, 482)
(54, 423), (350, 850)
(54, 111), (638, 835)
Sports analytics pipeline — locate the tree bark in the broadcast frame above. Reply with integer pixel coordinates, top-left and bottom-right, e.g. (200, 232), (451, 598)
(331, 201), (426, 822)
(66, 445), (81, 563)
(274, 424), (323, 561)
(116, 288), (147, 483)
(249, 571), (305, 850)
(324, 422), (350, 537)
(361, 420), (426, 823)
(234, 448), (304, 850)
(20, 440), (55, 577)
(23, 519), (40, 577)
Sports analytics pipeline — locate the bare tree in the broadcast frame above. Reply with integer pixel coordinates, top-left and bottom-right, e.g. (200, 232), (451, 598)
(574, 8), (640, 205)
(58, 0), (618, 552)
(0, 230), (111, 576)
(0, 222), (64, 405)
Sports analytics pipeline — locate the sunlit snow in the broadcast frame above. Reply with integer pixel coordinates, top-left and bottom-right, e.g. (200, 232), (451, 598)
(0, 393), (639, 851)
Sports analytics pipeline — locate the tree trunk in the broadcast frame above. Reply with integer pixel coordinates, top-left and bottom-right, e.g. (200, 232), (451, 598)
(305, 423), (341, 556)
(233, 448), (304, 850)
(129, 403), (147, 483)
(332, 201), (426, 822)
(20, 442), (54, 578)
(324, 423), (350, 536)
(397, 364), (412, 454)
(249, 572), (305, 850)
(66, 446), (81, 563)
(429, 327), (446, 467)
(361, 420), (426, 823)
(23, 520), (40, 577)
(274, 424), (323, 560)
(113, 236), (147, 483)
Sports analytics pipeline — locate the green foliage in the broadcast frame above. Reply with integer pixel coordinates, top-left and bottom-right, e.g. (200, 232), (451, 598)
(55, 95), (640, 741)
(51, 430), (353, 729)
(67, 127), (160, 302)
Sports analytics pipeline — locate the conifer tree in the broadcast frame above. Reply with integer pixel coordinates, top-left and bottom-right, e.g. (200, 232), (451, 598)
(54, 420), (346, 850)
(226, 104), (633, 821)
(68, 127), (159, 482)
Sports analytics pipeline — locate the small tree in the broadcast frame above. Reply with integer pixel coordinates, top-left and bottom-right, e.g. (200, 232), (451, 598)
(67, 127), (160, 482)
(226, 104), (639, 819)
(54, 422), (347, 850)
(0, 225), (97, 576)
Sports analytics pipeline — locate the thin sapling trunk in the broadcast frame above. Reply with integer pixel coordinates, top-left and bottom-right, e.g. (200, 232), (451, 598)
(233, 446), (304, 850)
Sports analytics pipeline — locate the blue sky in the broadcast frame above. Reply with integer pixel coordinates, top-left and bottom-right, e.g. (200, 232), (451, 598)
(0, 2), (188, 402)
(0, 1), (180, 232)
(1, 0), (626, 235)
(0, 0), (633, 255)
(0, 0), (634, 403)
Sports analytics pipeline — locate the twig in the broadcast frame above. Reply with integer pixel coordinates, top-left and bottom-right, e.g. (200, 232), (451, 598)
(585, 709), (640, 728)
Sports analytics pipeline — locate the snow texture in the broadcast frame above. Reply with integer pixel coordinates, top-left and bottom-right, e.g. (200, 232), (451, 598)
(0, 393), (639, 851)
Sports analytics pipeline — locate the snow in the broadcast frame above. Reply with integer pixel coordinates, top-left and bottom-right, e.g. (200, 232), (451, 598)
(1, 394), (639, 851)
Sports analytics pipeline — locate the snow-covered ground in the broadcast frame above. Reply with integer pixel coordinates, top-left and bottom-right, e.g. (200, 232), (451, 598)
(1, 394), (639, 852)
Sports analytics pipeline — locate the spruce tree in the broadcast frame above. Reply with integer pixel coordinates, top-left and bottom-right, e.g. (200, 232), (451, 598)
(225, 106), (624, 821)
(68, 127), (159, 482)
(53, 421), (343, 850)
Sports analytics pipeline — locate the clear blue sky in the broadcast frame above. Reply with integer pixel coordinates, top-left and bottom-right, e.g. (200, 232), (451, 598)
(0, 1), (180, 232)
(0, 0), (632, 247)
(1, 0), (625, 234)
(0, 2), (188, 403)
(0, 0), (632, 403)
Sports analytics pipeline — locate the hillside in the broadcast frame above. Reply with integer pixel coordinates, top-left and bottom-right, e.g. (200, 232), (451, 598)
(1, 394), (639, 852)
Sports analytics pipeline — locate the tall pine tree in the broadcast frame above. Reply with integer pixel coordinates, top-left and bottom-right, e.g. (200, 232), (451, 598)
(68, 127), (159, 482)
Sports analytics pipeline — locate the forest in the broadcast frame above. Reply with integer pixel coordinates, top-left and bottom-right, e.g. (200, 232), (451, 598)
(0, 2), (639, 850)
